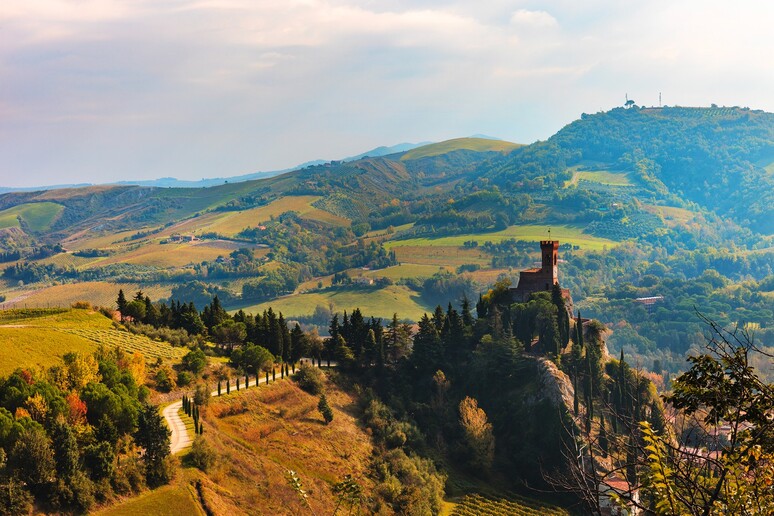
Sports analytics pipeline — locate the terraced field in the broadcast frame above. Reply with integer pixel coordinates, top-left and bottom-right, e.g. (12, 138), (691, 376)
(57, 328), (186, 361)
(0, 308), (185, 374)
(450, 492), (569, 516)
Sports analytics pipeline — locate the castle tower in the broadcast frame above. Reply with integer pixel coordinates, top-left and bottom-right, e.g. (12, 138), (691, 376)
(540, 240), (559, 287)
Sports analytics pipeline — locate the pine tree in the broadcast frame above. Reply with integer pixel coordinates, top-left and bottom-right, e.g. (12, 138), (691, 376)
(116, 289), (128, 318)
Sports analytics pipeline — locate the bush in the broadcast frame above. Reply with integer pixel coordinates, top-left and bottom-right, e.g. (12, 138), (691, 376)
(177, 371), (192, 387)
(293, 363), (325, 395)
(155, 365), (177, 392)
(71, 300), (92, 310)
(188, 436), (216, 472)
(182, 348), (207, 374)
(318, 394), (334, 424)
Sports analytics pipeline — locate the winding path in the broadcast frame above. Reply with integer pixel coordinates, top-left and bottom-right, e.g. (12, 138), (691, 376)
(163, 359), (329, 454)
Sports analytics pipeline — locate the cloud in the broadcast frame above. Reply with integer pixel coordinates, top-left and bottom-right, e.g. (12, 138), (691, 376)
(510, 9), (558, 28)
(0, 0), (773, 187)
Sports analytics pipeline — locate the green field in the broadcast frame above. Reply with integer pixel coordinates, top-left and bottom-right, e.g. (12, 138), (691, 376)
(565, 169), (633, 187)
(385, 224), (617, 252)
(0, 201), (64, 231)
(93, 483), (203, 516)
(361, 263), (452, 279)
(449, 492), (569, 516)
(0, 309), (185, 375)
(402, 138), (521, 160)
(236, 284), (435, 321)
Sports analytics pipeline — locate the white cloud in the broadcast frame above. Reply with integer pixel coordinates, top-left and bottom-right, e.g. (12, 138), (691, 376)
(510, 9), (558, 28)
(0, 0), (773, 187)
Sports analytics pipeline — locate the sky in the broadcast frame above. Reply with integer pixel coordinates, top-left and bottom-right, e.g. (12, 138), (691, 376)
(2, 0), (774, 188)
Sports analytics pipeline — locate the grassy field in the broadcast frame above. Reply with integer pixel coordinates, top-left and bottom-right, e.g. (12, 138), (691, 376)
(361, 263), (453, 279)
(197, 375), (374, 514)
(0, 281), (173, 309)
(199, 195), (349, 236)
(0, 201), (64, 231)
(391, 245), (492, 267)
(402, 138), (521, 160)
(0, 308), (185, 375)
(566, 169), (633, 187)
(642, 203), (697, 228)
(237, 284), (435, 321)
(94, 483), (203, 516)
(386, 224), (617, 252)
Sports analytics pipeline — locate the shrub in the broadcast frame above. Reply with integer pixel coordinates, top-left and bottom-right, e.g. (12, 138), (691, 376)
(71, 300), (92, 310)
(177, 371), (192, 387)
(318, 394), (334, 424)
(293, 363), (325, 395)
(155, 365), (177, 392)
(182, 348), (207, 374)
(189, 436), (216, 472)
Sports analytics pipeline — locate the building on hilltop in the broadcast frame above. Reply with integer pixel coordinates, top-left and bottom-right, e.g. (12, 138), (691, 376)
(509, 240), (574, 316)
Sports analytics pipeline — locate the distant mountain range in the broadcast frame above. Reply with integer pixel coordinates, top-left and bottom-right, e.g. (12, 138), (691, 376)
(0, 141), (436, 193)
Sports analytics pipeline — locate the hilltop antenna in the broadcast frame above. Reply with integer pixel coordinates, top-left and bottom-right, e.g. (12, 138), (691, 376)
(659, 92), (662, 107)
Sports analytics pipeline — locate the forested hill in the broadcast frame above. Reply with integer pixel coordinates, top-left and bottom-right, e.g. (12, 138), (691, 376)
(487, 106), (774, 234)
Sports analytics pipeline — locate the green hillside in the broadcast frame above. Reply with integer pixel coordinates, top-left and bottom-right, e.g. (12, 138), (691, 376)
(0, 107), (772, 379)
(0, 201), (63, 231)
(402, 137), (522, 160)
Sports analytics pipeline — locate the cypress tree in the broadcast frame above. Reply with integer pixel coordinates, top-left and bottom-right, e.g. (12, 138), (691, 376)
(599, 415), (609, 458)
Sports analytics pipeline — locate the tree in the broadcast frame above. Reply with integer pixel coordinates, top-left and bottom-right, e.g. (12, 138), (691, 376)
(182, 348), (207, 375)
(135, 403), (172, 487)
(8, 426), (55, 489)
(458, 396), (495, 471)
(116, 289), (128, 318)
(123, 300), (146, 323)
(638, 318), (774, 515)
(212, 319), (247, 352)
(318, 394), (334, 424)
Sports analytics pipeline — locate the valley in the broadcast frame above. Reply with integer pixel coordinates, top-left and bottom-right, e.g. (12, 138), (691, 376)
(0, 107), (772, 514)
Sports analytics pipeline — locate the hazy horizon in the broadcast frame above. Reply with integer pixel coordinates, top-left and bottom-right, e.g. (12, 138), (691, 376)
(2, 1), (774, 188)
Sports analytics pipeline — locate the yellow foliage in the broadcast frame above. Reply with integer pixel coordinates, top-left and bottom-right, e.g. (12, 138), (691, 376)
(66, 352), (102, 390)
(25, 392), (49, 423)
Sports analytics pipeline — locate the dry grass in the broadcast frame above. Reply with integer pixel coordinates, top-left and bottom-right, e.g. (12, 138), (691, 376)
(390, 245), (491, 267)
(198, 377), (374, 514)
(642, 204), (697, 228)
(93, 482), (204, 516)
(0, 281), (172, 308)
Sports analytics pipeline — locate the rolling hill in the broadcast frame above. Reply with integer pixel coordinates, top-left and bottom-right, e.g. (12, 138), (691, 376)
(0, 108), (771, 377)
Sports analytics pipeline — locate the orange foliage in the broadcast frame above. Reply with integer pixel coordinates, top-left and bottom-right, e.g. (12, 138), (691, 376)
(66, 391), (88, 426)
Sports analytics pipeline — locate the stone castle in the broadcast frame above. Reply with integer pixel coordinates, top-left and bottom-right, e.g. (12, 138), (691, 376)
(509, 240), (574, 315)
